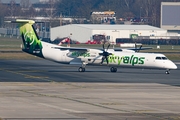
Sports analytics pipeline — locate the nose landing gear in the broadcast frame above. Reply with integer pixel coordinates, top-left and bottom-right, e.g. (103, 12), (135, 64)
(78, 62), (86, 72)
(78, 67), (85, 72)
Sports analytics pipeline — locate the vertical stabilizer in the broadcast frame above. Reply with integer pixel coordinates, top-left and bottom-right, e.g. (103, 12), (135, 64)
(10, 19), (44, 57)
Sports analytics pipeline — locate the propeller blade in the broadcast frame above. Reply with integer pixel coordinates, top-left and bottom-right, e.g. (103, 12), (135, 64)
(136, 45), (142, 52)
(105, 56), (109, 65)
(99, 53), (104, 56)
(103, 43), (105, 51)
(139, 45), (142, 52)
(106, 44), (110, 51)
(135, 42), (137, 52)
(101, 56), (105, 64)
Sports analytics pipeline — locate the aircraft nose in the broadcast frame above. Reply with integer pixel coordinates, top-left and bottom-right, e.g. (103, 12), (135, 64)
(173, 64), (177, 69)
(165, 60), (177, 69)
(170, 62), (177, 69)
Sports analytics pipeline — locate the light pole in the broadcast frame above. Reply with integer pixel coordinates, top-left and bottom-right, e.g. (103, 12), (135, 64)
(140, 7), (142, 19)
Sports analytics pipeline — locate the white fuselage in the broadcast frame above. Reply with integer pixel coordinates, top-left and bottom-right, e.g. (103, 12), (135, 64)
(40, 42), (177, 70)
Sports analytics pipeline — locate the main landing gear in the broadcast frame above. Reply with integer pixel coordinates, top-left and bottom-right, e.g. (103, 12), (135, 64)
(110, 67), (117, 73)
(78, 66), (118, 72)
(165, 69), (170, 74)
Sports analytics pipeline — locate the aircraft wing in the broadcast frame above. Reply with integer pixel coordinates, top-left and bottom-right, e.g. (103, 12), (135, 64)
(114, 47), (152, 52)
(127, 47), (153, 51)
(52, 47), (90, 52)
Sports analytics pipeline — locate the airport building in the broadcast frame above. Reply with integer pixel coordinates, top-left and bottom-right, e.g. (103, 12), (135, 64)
(49, 2), (180, 45)
(50, 24), (167, 44)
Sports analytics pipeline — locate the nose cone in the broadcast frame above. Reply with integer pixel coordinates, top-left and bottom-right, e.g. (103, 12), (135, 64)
(169, 61), (178, 69)
(172, 63), (178, 69)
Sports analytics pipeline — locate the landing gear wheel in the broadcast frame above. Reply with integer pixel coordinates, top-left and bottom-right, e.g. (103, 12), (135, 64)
(165, 71), (170, 74)
(78, 67), (85, 72)
(110, 67), (117, 73)
(165, 69), (170, 74)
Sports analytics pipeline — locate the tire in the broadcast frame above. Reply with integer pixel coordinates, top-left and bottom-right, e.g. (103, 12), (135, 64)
(110, 67), (117, 72)
(78, 67), (85, 72)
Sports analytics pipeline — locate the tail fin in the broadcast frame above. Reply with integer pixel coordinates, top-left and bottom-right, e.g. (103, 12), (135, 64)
(7, 19), (44, 57)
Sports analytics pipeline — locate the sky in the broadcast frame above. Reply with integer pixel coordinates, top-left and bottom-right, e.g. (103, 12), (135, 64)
(1, 0), (40, 3)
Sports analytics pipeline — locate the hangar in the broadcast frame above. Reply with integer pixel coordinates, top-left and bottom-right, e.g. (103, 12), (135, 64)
(50, 24), (167, 44)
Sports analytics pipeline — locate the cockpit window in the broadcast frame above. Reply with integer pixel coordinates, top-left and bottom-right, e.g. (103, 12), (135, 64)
(156, 56), (168, 60)
(156, 57), (161, 60)
(162, 57), (168, 60)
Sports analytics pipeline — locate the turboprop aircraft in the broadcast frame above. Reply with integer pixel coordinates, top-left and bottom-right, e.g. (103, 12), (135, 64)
(7, 19), (177, 74)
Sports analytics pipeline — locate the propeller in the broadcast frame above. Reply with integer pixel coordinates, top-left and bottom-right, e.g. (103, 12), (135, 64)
(135, 42), (143, 52)
(135, 42), (137, 52)
(137, 45), (143, 52)
(99, 42), (112, 65)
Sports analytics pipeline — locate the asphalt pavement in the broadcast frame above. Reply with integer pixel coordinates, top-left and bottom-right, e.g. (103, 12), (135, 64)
(0, 59), (180, 120)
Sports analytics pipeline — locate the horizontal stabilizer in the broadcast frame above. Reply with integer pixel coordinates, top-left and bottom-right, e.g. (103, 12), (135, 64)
(5, 19), (35, 24)
(5, 19), (44, 24)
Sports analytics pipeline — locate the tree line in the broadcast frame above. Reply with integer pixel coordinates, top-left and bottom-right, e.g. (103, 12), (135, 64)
(57, 0), (180, 27)
(0, 0), (180, 27)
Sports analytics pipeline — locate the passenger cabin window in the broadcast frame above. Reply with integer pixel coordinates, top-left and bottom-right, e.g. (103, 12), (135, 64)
(155, 57), (168, 60)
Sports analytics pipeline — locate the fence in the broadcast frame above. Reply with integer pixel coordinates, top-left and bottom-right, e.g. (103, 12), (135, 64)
(0, 28), (50, 38)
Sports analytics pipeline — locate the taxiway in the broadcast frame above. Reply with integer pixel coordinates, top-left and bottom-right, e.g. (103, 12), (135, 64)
(0, 59), (180, 120)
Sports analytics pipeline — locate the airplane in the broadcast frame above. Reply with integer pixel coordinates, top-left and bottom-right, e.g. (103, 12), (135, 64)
(6, 19), (177, 74)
